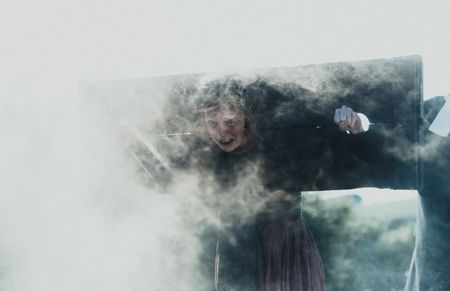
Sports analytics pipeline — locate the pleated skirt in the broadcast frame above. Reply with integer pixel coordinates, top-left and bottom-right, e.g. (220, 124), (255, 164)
(215, 216), (325, 291)
(257, 218), (326, 291)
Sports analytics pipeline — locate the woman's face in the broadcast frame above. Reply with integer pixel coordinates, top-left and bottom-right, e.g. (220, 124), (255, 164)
(203, 103), (247, 152)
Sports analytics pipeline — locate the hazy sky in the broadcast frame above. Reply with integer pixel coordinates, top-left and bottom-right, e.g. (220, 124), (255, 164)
(0, 0), (449, 96)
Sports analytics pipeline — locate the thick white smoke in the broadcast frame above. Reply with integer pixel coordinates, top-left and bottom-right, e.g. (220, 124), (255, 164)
(0, 59), (425, 290)
(0, 80), (218, 291)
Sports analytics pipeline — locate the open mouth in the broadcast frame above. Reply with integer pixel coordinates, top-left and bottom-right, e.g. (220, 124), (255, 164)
(218, 139), (234, 145)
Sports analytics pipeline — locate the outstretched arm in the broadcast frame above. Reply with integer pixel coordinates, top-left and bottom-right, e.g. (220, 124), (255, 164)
(329, 105), (390, 189)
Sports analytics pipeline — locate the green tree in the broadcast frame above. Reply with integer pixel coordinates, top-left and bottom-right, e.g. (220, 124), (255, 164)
(303, 195), (415, 291)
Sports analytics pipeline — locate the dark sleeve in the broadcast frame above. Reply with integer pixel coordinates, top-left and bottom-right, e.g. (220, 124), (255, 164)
(260, 121), (396, 191)
(326, 126), (391, 190)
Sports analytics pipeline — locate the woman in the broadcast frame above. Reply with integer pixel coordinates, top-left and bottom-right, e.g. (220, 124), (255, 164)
(193, 76), (364, 291)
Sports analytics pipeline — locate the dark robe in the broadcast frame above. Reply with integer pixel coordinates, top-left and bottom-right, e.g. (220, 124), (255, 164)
(196, 114), (385, 290)
(174, 84), (397, 290)
(405, 96), (450, 291)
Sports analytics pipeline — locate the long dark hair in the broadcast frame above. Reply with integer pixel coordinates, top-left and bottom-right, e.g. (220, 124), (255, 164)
(194, 75), (272, 151)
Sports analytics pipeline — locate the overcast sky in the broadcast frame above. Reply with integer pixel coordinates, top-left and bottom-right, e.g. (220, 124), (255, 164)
(0, 0), (449, 96)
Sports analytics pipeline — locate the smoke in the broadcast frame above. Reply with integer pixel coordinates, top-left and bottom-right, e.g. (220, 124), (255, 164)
(76, 59), (428, 291)
(0, 56), (438, 290)
(0, 80), (224, 290)
(72, 75), (276, 291)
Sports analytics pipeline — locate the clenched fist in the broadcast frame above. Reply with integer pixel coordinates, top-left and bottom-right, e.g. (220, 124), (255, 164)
(334, 105), (365, 135)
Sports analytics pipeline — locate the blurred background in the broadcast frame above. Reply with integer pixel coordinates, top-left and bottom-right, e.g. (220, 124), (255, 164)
(304, 189), (416, 291)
